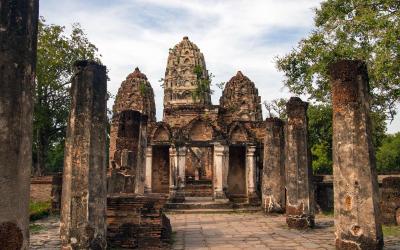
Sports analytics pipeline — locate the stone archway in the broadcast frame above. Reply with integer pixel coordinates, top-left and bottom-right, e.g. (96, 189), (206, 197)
(151, 145), (170, 193)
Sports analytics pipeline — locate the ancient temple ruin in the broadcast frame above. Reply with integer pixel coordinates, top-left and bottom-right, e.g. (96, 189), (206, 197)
(110, 37), (271, 206)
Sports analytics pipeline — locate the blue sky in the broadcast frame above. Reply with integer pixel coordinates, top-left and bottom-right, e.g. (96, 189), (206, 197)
(40, 0), (399, 133)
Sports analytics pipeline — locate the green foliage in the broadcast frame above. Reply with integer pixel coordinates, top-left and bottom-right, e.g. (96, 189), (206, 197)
(139, 81), (149, 95)
(276, 0), (400, 119)
(308, 104), (333, 174)
(263, 98), (287, 119)
(191, 65), (214, 103)
(29, 201), (51, 221)
(376, 132), (400, 173)
(216, 82), (226, 90)
(382, 225), (400, 237)
(33, 17), (101, 175)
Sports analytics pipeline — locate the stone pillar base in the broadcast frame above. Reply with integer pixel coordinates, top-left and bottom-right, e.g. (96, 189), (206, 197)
(335, 237), (383, 250)
(214, 191), (229, 202)
(248, 192), (260, 206)
(169, 187), (185, 203)
(286, 214), (315, 229)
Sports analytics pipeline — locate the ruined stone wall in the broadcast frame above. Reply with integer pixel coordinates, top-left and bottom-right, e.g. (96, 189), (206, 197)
(220, 71), (263, 123)
(60, 61), (108, 249)
(163, 105), (220, 129)
(107, 194), (171, 249)
(0, 1), (39, 249)
(330, 60), (383, 249)
(108, 111), (148, 194)
(380, 177), (400, 225)
(285, 97), (314, 229)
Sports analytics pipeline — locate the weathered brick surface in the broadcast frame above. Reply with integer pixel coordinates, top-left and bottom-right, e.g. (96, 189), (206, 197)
(108, 111), (148, 194)
(112, 67), (156, 122)
(107, 194), (171, 249)
(0, 1), (39, 249)
(330, 60), (383, 249)
(220, 71), (263, 123)
(60, 60), (108, 249)
(380, 177), (400, 225)
(262, 118), (285, 213)
(285, 97), (315, 229)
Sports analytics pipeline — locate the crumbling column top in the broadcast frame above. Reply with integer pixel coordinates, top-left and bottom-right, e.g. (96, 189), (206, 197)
(329, 59), (369, 108)
(286, 97), (308, 119)
(73, 60), (106, 71)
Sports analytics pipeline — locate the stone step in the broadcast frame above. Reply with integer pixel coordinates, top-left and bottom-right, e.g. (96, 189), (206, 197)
(165, 200), (260, 210)
(165, 207), (261, 214)
(183, 184), (214, 197)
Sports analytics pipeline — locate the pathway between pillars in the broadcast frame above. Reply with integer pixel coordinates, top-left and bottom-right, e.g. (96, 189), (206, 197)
(30, 214), (400, 249)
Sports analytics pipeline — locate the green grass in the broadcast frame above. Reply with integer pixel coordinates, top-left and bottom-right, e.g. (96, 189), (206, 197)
(29, 201), (51, 221)
(29, 224), (45, 234)
(383, 225), (400, 237)
(321, 210), (334, 217)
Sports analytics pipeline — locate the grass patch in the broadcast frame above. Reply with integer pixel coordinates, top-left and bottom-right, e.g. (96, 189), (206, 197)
(29, 224), (45, 234)
(383, 225), (400, 237)
(30, 201), (51, 221)
(321, 210), (334, 217)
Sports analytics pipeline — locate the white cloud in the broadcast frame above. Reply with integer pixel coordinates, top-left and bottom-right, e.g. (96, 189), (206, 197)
(40, 0), (399, 133)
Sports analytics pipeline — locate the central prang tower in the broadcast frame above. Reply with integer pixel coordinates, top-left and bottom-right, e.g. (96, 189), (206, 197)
(163, 36), (211, 109)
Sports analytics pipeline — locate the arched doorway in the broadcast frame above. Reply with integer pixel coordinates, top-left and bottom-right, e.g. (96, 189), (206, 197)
(227, 145), (247, 202)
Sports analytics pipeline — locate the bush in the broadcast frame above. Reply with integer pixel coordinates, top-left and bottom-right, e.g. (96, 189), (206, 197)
(376, 132), (400, 174)
(29, 201), (51, 221)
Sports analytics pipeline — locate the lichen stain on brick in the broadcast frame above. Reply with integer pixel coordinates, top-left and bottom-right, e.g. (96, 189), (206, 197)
(0, 222), (23, 250)
(344, 195), (352, 211)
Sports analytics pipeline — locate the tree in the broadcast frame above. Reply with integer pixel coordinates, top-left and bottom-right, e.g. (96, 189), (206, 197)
(376, 132), (400, 173)
(192, 65), (214, 103)
(276, 0), (400, 120)
(307, 104), (333, 174)
(263, 98), (287, 119)
(33, 18), (101, 175)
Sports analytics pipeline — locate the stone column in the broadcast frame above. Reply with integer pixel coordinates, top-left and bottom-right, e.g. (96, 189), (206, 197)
(262, 118), (285, 213)
(222, 146), (229, 190)
(285, 97), (314, 229)
(145, 146), (153, 193)
(177, 146), (187, 188)
(169, 146), (177, 191)
(213, 143), (228, 200)
(0, 1), (38, 249)
(330, 60), (383, 249)
(246, 145), (258, 204)
(60, 61), (107, 249)
(135, 114), (148, 195)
